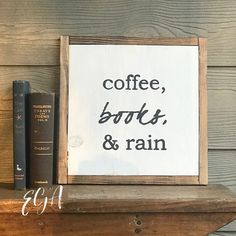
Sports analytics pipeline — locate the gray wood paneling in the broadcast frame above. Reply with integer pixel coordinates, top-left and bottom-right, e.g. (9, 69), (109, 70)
(1, 1), (236, 65)
(208, 150), (236, 232)
(209, 150), (236, 193)
(208, 67), (236, 148)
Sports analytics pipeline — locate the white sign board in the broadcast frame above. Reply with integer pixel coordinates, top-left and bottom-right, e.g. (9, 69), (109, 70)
(59, 37), (207, 185)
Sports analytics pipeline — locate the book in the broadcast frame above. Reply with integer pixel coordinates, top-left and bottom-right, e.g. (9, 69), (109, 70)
(29, 93), (55, 188)
(13, 80), (30, 190)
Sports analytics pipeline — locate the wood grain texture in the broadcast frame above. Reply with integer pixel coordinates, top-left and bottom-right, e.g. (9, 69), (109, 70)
(209, 150), (236, 234)
(68, 175), (200, 185)
(208, 67), (236, 149)
(199, 37), (208, 184)
(0, 184), (236, 214)
(58, 36), (69, 184)
(69, 36), (199, 45)
(1, 184), (236, 234)
(208, 87), (236, 149)
(209, 150), (236, 193)
(1, 1), (236, 66)
(0, 213), (235, 236)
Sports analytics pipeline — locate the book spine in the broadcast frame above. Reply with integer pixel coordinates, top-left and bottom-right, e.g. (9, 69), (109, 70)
(29, 93), (55, 188)
(13, 81), (30, 190)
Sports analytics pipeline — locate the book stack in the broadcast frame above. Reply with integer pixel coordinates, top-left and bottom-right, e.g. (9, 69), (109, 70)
(13, 81), (55, 190)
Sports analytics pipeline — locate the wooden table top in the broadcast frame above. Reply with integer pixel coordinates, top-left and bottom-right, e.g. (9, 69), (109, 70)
(0, 184), (236, 214)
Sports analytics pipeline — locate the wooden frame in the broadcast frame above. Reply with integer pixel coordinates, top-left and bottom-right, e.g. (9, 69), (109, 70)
(58, 36), (207, 185)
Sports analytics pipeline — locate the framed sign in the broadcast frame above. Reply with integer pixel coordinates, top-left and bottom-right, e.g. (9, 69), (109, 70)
(58, 36), (207, 185)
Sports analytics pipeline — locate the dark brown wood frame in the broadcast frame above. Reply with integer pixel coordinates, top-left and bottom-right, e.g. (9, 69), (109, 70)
(58, 36), (208, 185)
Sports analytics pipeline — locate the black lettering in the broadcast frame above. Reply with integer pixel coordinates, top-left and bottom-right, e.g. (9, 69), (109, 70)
(113, 112), (123, 124)
(125, 74), (133, 90)
(135, 139), (146, 150)
(139, 79), (148, 90)
(114, 79), (125, 90)
(103, 79), (113, 90)
(154, 139), (167, 150)
(126, 139), (135, 150)
(132, 74), (140, 90)
(150, 79), (159, 90)
(98, 102), (112, 123)
(124, 112), (135, 124)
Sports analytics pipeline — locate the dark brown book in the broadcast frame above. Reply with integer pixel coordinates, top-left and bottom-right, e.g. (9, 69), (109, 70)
(29, 93), (55, 188)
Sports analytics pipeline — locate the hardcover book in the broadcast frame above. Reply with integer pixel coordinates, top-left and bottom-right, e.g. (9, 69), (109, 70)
(29, 93), (55, 188)
(13, 80), (30, 190)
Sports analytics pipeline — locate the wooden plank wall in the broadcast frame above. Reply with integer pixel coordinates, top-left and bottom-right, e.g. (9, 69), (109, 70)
(0, 1), (235, 235)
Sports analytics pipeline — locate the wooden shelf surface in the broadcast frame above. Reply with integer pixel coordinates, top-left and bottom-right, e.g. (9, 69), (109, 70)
(0, 184), (236, 214)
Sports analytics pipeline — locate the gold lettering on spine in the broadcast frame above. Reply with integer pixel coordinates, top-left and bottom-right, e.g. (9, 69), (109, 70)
(33, 104), (52, 122)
